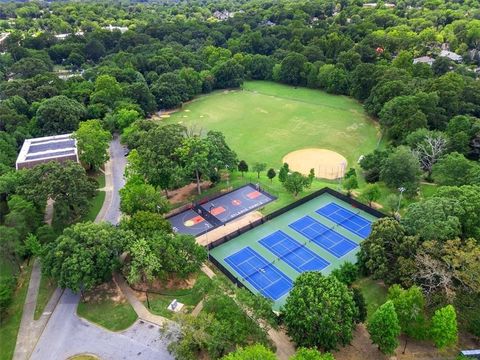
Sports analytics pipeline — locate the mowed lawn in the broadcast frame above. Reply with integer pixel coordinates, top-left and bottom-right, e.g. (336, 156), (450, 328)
(167, 81), (380, 167)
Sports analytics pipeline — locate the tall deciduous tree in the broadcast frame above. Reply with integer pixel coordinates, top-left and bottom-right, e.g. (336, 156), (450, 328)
(73, 120), (112, 170)
(176, 136), (211, 195)
(430, 305), (458, 349)
(36, 95), (86, 136)
(290, 348), (335, 360)
(284, 273), (357, 350)
(238, 160), (248, 177)
(42, 222), (133, 292)
(222, 344), (276, 360)
(119, 179), (169, 216)
(267, 168), (276, 183)
(284, 172), (307, 197)
(432, 152), (480, 186)
(252, 162), (267, 179)
(367, 301), (400, 355)
(380, 146), (421, 196)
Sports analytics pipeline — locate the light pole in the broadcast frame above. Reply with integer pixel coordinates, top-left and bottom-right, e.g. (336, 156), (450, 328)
(397, 187), (406, 214)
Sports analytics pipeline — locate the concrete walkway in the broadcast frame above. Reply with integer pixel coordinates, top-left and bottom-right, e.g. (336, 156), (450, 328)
(113, 273), (170, 327)
(13, 259), (63, 360)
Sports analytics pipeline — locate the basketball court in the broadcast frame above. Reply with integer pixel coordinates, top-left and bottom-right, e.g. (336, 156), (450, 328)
(167, 184), (275, 237)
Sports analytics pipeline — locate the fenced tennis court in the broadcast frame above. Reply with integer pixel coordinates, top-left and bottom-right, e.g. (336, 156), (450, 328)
(259, 231), (330, 272)
(316, 202), (372, 238)
(289, 216), (359, 258)
(209, 190), (381, 310)
(225, 247), (292, 300)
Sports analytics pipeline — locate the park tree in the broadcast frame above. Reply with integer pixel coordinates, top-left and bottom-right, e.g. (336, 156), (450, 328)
(0, 276), (15, 322)
(90, 75), (123, 108)
(238, 160), (248, 177)
(401, 197), (463, 241)
(278, 163), (290, 183)
(358, 218), (418, 286)
(361, 184), (381, 207)
(280, 52), (307, 86)
(206, 131), (238, 170)
(42, 222), (133, 292)
(284, 172), (307, 197)
(213, 59), (245, 89)
(331, 262), (358, 286)
(120, 211), (172, 238)
(380, 146), (421, 196)
(350, 63), (379, 101)
(73, 120), (112, 171)
(105, 108), (141, 132)
(388, 285), (426, 351)
(409, 130), (448, 178)
(36, 95), (86, 136)
(307, 169), (315, 188)
(352, 287), (367, 324)
(267, 168), (276, 182)
(136, 123), (186, 197)
(151, 72), (189, 109)
(252, 163), (267, 179)
(85, 39), (106, 62)
(4, 195), (41, 239)
(432, 152), (480, 186)
(24, 233), (42, 258)
(367, 301), (401, 355)
(359, 149), (390, 183)
(120, 179), (169, 216)
(343, 174), (358, 196)
(430, 305), (458, 349)
(284, 273), (357, 350)
(176, 136), (211, 195)
(17, 161), (96, 227)
(0, 226), (23, 272)
(222, 344), (276, 360)
(124, 82), (156, 114)
(289, 348), (335, 360)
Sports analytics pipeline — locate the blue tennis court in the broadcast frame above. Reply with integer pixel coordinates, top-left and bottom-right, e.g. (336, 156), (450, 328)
(316, 202), (372, 238)
(224, 247), (293, 300)
(289, 216), (358, 258)
(259, 231), (330, 273)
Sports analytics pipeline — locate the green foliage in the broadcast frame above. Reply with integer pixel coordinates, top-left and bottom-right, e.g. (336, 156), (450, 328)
(267, 168), (276, 182)
(433, 152), (480, 186)
(252, 162), (267, 179)
(387, 285), (426, 340)
(73, 119), (112, 170)
(284, 273), (357, 350)
(430, 305), (458, 349)
(289, 348), (335, 360)
(35, 95), (86, 136)
(283, 171), (307, 197)
(222, 344), (276, 360)
(0, 276), (15, 321)
(380, 146), (422, 196)
(278, 163), (289, 183)
(367, 301), (401, 355)
(331, 262), (358, 286)
(41, 222), (133, 292)
(120, 179), (169, 216)
(238, 160), (248, 176)
(352, 287), (367, 324)
(361, 184), (381, 206)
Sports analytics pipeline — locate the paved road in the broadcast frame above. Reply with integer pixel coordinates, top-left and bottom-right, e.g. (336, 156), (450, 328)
(100, 135), (127, 225)
(30, 291), (174, 360)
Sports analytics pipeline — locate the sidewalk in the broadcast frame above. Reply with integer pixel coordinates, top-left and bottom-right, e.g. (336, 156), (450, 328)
(113, 273), (170, 327)
(13, 259), (63, 360)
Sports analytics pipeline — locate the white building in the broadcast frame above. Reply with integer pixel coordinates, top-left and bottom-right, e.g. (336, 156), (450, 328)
(439, 50), (463, 63)
(16, 134), (78, 170)
(103, 25), (129, 33)
(413, 56), (435, 66)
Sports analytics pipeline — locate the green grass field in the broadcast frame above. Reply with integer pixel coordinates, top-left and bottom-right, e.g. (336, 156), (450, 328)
(77, 283), (138, 331)
(353, 277), (388, 321)
(209, 192), (379, 310)
(168, 81), (380, 168)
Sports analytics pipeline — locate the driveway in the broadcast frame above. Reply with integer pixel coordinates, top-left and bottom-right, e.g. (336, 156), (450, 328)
(30, 290), (174, 360)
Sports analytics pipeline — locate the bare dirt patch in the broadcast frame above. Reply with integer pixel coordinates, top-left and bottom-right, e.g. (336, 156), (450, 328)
(167, 181), (212, 204)
(283, 148), (347, 180)
(83, 281), (126, 304)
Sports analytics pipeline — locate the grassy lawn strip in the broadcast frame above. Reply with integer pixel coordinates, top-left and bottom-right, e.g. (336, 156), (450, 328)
(83, 190), (106, 222)
(144, 272), (213, 319)
(354, 277), (388, 322)
(33, 273), (56, 320)
(0, 261), (33, 360)
(77, 281), (137, 331)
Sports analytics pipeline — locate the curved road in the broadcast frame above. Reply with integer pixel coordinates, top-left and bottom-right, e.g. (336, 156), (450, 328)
(29, 137), (175, 360)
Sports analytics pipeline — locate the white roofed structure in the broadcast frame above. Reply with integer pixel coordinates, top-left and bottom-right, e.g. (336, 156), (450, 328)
(16, 133), (79, 170)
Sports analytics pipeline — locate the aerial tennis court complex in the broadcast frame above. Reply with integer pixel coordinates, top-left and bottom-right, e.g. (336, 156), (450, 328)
(209, 190), (381, 310)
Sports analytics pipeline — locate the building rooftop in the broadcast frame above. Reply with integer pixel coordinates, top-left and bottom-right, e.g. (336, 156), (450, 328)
(439, 50), (463, 62)
(16, 133), (78, 170)
(413, 56), (435, 65)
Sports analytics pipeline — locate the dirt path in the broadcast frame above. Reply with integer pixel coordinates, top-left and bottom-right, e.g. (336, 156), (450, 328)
(167, 181), (212, 205)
